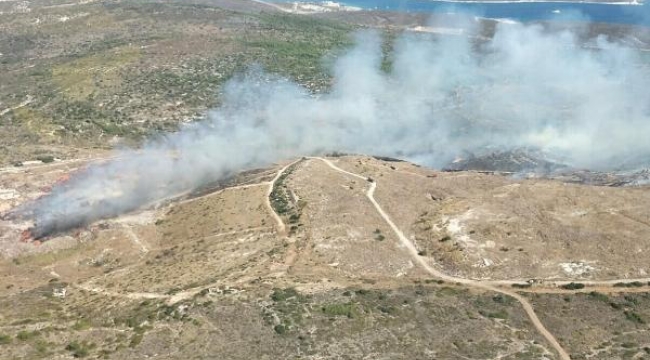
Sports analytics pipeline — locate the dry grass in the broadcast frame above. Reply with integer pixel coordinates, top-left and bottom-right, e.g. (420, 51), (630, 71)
(0, 154), (649, 359)
(333, 156), (650, 281)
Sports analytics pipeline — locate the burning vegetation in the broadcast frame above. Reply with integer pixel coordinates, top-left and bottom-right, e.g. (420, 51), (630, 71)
(5, 20), (650, 244)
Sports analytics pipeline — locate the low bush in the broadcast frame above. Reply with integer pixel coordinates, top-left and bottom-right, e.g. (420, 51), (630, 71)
(560, 282), (585, 290)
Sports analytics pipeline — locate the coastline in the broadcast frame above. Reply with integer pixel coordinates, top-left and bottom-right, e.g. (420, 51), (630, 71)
(252, 0), (363, 13)
(418, 0), (642, 6)
(269, 0), (646, 10)
(269, 0), (649, 25)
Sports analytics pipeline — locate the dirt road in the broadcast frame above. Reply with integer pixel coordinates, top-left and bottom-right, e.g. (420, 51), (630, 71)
(313, 156), (572, 360)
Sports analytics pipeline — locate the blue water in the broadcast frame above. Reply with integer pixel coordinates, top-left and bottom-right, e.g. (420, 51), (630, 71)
(282, 0), (650, 26)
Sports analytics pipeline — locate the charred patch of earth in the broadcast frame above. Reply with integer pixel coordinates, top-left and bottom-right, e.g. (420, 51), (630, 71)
(443, 148), (566, 174)
(443, 148), (650, 187)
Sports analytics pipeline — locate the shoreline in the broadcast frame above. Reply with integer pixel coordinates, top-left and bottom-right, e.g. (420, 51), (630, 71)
(273, 0), (644, 8)
(416, 0), (643, 6)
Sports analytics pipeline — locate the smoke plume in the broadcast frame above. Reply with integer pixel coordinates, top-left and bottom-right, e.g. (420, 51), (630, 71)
(19, 18), (650, 238)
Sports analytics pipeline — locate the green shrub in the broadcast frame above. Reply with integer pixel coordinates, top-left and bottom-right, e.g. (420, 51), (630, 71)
(273, 324), (286, 334)
(492, 294), (512, 304)
(511, 283), (532, 289)
(321, 303), (356, 318)
(0, 334), (11, 344)
(624, 311), (645, 324)
(425, 279), (445, 285)
(587, 291), (609, 302)
(271, 288), (299, 302)
(479, 309), (509, 320)
(614, 282), (644, 288)
(66, 341), (90, 358)
(355, 289), (370, 296)
(378, 305), (397, 314)
(560, 282), (585, 290)
(36, 155), (55, 163)
(16, 330), (39, 341)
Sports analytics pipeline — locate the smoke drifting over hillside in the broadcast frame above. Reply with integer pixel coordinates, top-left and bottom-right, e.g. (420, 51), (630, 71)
(18, 19), (650, 238)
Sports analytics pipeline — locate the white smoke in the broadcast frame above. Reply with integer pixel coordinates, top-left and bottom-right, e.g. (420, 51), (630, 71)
(20, 19), (650, 237)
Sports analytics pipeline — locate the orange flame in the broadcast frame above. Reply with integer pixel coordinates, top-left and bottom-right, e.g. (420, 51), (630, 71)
(20, 229), (32, 242)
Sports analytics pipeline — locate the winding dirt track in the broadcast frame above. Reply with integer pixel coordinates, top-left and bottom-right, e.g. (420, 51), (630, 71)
(311, 157), (572, 360)
(73, 283), (168, 300)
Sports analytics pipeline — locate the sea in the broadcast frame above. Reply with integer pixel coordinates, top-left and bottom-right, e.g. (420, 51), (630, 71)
(278, 0), (650, 26)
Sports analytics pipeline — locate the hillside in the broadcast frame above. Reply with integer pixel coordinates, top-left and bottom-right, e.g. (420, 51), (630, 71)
(0, 0), (352, 165)
(0, 155), (649, 359)
(2, 0), (650, 359)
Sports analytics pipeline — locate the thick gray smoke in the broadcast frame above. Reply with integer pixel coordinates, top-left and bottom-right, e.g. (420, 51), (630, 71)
(19, 19), (650, 238)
